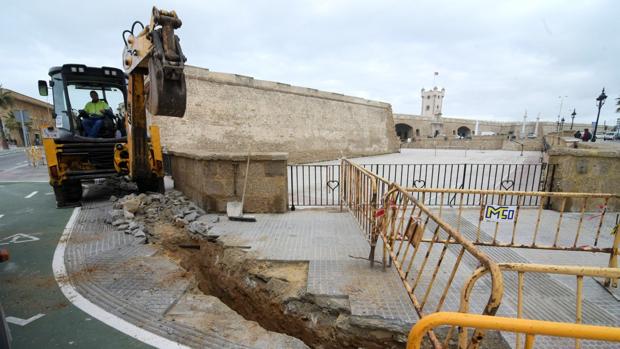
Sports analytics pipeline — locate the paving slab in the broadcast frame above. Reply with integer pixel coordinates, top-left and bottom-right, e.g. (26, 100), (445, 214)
(208, 209), (418, 326)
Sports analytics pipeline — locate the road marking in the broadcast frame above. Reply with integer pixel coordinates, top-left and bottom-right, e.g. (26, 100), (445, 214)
(53, 208), (190, 349)
(0, 214), (4, 219)
(1, 163), (28, 172)
(0, 233), (40, 245)
(6, 313), (45, 326)
(45, 192), (54, 195)
(25, 191), (38, 198)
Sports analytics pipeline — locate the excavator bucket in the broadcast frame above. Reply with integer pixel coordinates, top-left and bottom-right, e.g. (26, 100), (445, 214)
(147, 8), (186, 117)
(123, 7), (187, 117)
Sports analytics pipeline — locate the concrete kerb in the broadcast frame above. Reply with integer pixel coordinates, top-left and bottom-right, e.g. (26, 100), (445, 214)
(52, 207), (190, 349)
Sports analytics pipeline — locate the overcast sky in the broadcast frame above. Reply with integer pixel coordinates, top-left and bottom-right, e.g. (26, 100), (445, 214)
(1, 0), (618, 126)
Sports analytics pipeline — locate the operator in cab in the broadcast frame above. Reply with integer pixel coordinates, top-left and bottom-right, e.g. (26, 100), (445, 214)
(81, 91), (110, 137)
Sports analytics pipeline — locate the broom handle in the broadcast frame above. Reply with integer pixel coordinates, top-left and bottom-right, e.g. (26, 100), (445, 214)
(240, 150), (251, 208)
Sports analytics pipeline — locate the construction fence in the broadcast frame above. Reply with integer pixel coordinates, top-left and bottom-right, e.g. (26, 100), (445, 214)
(339, 158), (620, 349)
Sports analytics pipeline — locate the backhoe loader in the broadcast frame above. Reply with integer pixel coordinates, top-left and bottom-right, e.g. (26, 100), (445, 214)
(38, 7), (186, 207)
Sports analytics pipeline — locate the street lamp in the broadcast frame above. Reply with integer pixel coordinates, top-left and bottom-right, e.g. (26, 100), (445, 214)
(557, 95), (567, 133)
(592, 88), (607, 142)
(570, 109), (576, 130)
(560, 117), (565, 131)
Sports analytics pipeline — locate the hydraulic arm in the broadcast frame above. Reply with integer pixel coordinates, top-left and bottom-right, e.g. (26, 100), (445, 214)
(122, 7), (186, 186)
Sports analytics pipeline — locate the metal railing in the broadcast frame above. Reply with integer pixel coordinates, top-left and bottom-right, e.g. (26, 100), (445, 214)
(406, 312), (620, 349)
(339, 159), (620, 348)
(460, 263), (620, 349)
(363, 163), (554, 206)
(378, 183), (504, 348)
(288, 164), (341, 208)
(288, 162), (554, 208)
(405, 187), (620, 280)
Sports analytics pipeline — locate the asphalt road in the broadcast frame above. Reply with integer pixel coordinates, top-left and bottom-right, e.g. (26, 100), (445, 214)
(0, 181), (150, 347)
(0, 150), (48, 182)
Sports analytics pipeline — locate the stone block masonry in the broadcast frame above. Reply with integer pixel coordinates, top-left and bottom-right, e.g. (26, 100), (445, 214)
(152, 66), (400, 164)
(547, 147), (620, 212)
(169, 150), (288, 213)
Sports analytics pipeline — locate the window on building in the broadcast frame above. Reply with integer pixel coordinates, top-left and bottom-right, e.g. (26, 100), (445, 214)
(415, 129), (420, 137)
(453, 130), (456, 135)
(426, 105), (430, 111)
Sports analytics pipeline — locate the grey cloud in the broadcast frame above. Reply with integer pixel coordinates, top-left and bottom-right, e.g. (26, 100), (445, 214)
(1, 0), (618, 126)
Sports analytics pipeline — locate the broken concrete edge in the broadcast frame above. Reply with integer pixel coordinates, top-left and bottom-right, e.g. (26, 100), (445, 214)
(195, 239), (411, 348)
(184, 65), (392, 110)
(166, 149), (289, 162)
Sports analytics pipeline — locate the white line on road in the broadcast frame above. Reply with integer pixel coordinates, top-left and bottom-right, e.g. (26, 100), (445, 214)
(6, 313), (45, 326)
(24, 191), (38, 199)
(1, 163), (28, 172)
(45, 192), (54, 195)
(53, 208), (190, 349)
(0, 214), (3, 219)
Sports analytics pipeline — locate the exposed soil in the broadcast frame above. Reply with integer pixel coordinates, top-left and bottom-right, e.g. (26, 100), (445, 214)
(149, 220), (408, 349)
(117, 190), (510, 349)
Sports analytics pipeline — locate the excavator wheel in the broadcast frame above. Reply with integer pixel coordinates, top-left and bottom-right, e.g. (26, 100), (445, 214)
(136, 175), (165, 194)
(53, 180), (83, 208)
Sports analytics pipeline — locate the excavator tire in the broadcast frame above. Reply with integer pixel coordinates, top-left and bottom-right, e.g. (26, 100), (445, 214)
(53, 180), (83, 208)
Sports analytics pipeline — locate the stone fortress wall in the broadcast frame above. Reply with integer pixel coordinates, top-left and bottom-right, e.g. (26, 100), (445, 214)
(394, 113), (592, 141)
(153, 66), (400, 164)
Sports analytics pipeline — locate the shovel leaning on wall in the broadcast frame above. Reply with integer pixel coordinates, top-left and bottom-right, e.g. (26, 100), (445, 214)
(226, 149), (257, 222)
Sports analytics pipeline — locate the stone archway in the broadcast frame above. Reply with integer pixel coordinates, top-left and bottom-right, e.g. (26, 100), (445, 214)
(395, 123), (413, 142)
(457, 126), (472, 138)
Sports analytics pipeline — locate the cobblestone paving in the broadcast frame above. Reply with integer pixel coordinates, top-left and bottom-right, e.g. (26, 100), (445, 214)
(65, 200), (252, 349)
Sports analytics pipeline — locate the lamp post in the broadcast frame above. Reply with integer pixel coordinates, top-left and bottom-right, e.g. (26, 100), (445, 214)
(557, 95), (567, 133)
(560, 117), (565, 131)
(570, 109), (576, 130)
(592, 88), (607, 142)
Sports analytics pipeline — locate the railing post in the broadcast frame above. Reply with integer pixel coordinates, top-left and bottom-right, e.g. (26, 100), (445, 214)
(606, 224), (620, 287)
(339, 159), (344, 212)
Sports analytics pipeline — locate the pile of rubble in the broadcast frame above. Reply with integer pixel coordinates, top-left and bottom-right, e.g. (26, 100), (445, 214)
(105, 190), (214, 242)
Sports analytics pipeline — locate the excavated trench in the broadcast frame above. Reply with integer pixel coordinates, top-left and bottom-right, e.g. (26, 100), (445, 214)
(155, 221), (409, 349)
(115, 189), (509, 349)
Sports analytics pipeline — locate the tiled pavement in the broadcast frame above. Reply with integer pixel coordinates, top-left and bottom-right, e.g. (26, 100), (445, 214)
(208, 209), (418, 325)
(209, 208), (620, 348)
(64, 194), (619, 348)
(65, 200), (252, 349)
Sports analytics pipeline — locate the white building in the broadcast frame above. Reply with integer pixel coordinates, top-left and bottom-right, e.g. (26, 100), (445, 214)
(420, 87), (445, 117)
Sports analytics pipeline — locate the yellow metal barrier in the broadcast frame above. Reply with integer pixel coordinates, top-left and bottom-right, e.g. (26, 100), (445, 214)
(26, 146), (44, 167)
(340, 159), (391, 265)
(407, 312), (620, 349)
(460, 263), (620, 349)
(340, 160), (504, 348)
(406, 187), (620, 286)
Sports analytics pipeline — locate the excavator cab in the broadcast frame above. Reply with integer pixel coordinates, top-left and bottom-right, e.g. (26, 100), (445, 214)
(40, 65), (127, 140)
(39, 7), (185, 208)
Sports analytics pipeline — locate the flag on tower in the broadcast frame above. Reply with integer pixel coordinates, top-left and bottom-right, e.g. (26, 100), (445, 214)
(434, 72), (439, 76)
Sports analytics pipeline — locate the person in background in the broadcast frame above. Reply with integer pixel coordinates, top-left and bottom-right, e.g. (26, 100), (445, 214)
(574, 130), (582, 139)
(581, 128), (592, 142)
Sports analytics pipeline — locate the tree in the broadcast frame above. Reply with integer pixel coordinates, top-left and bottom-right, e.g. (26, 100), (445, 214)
(0, 85), (13, 149)
(616, 96), (619, 113)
